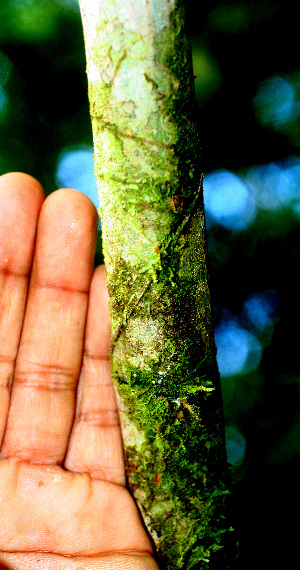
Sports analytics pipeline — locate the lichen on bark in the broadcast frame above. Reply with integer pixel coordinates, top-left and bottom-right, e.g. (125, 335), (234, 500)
(79, 1), (233, 568)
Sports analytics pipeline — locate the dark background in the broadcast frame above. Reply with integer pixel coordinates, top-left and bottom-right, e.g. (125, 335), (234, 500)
(0, 1), (299, 568)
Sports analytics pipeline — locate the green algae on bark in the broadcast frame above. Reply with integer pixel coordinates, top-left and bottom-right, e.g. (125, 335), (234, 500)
(79, 0), (233, 567)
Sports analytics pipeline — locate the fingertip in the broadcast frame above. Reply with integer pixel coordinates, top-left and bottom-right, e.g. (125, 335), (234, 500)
(0, 172), (45, 205)
(92, 264), (108, 290)
(45, 187), (98, 226)
(90, 264), (110, 318)
(85, 264), (111, 357)
(0, 173), (45, 274)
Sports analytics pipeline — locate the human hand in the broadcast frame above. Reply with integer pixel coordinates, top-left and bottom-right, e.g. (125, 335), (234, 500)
(0, 173), (158, 570)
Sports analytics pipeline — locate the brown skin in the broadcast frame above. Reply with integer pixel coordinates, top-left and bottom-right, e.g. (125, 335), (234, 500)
(0, 173), (159, 570)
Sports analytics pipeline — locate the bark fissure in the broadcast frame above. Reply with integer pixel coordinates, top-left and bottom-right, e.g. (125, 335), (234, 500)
(111, 173), (204, 349)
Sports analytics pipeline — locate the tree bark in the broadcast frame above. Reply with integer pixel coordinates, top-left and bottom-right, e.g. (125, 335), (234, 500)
(78, 1), (233, 568)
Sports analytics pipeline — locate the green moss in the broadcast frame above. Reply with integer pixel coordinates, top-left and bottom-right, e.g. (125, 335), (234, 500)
(80, 0), (235, 567)
(113, 357), (231, 569)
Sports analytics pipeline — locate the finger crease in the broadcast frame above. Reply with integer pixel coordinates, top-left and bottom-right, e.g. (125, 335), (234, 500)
(0, 267), (28, 278)
(77, 409), (120, 428)
(0, 353), (16, 365)
(13, 369), (77, 391)
(84, 350), (110, 362)
(0, 376), (13, 390)
(35, 281), (89, 295)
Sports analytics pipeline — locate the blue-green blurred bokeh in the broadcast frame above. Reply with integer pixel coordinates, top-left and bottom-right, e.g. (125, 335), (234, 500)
(1, 1), (299, 567)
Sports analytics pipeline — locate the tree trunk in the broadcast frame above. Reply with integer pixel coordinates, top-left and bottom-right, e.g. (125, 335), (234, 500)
(78, 1), (233, 568)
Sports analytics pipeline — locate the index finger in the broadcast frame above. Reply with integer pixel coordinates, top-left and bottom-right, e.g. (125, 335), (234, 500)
(1, 188), (98, 464)
(0, 173), (45, 446)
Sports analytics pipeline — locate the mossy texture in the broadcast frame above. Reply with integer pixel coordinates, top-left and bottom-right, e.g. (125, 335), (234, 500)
(79, 1), (233, 567)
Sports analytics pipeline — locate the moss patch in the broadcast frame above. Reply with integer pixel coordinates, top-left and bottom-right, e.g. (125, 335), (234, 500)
(80, 0), (235, 567)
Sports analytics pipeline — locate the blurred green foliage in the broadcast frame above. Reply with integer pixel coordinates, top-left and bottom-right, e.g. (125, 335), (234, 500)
(0, 1), (299, 568)
(0, 0), (90, 190)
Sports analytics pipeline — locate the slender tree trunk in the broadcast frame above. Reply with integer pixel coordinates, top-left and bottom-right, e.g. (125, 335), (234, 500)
(78, 1), (234, 568)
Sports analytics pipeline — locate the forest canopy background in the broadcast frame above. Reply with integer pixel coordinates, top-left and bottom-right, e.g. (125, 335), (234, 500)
(0, 1), (299, 568)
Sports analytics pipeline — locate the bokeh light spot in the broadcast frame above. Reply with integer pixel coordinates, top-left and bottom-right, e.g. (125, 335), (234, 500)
(56, 147), (100, 225)
(192, 43), (222, 103)
(225, 426), (247, 466)
(0, 50), (12, 120)
(0, 89), (8, 117)
(246, 158), (300, 211)
(215, 319), (262, 378)
(254, 75), (296, 128)
(243, 290), (279, 333)
(204, 169), (256, 231)
(208, 5), (249, 34)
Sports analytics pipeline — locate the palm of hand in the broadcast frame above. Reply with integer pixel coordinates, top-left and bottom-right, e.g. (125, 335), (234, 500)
(0, 174), (156, 570)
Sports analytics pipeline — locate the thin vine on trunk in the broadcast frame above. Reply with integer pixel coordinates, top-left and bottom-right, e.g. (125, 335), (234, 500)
(78, 1), (234, 568)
